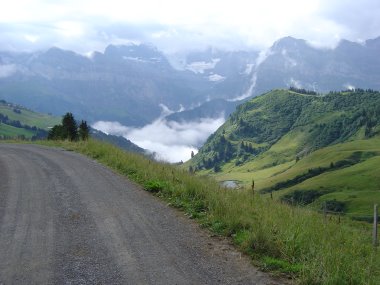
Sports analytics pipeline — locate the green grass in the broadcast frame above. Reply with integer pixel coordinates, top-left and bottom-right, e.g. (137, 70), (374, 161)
(0, 123), (35, 138)
(205, 136), (380, 219)
(34, 139), (380, 284)
(0, 104), (60, 129)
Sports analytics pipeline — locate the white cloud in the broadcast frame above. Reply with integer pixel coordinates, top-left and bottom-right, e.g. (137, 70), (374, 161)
(92, 116), (225, 163)
(0, 64), (17, 78)
(24, 34), (39, 43)
(289, 78), (303, 89)
(208, 74), (225, 82)
(243, 63), (254, 75)
(91, 121), (129, 136)
(1, 0), (379, 54)
(54, 21), (85, 38)
(344, 83), (355, 91)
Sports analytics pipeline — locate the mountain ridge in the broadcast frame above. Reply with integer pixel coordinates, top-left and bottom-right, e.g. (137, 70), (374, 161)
(1, 36), (380, 130)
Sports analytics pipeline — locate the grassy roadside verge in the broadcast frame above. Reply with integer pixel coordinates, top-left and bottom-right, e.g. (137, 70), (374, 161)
(37, 139), (379, 284)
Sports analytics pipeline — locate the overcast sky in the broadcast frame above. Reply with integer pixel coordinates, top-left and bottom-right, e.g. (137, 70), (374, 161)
(1, 0), (380, 54)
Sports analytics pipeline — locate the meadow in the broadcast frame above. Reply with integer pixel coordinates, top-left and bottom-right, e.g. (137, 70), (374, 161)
(38, 139), (380, 285)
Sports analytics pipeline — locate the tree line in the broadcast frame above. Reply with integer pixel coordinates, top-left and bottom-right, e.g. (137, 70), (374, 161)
(48, 112), (89, 141)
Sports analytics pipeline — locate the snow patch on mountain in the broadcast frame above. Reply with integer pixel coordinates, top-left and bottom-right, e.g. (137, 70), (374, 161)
(186, 58), (220, 74)
(229, 49), (272, 101)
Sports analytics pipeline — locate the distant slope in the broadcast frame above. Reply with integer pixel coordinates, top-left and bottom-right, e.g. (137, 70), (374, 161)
(90, 129), (146, 154)
(0, 100), (60, 129)
(0, 100), (146, 155)
(0, 99), (60, 139)
(189, 89), (380, 219)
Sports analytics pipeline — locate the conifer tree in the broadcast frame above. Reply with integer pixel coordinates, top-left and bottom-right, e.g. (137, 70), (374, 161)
(62, 112), (78, 141)
(79, 120), (90, 141)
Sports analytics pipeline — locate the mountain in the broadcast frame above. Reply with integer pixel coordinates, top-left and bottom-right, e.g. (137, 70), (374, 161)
(188, 89), (380, 220)
(0, 44), (255, 127)
(165, 99), (239, 122)
(152, 36), (380, 125)
(250, 36), (380, 96)
(182, 48), (258, 100)
(1, 36), (380, 129)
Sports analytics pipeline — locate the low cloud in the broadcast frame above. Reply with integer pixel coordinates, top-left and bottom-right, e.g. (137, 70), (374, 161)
(343, 83), (355, 91)
(0, 64), (17, 78)
(92, 116), (225, 163)
(2, 0), (380, 55)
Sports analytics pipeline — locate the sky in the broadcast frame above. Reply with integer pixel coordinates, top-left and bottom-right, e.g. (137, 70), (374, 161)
(1, 0), (380, 54)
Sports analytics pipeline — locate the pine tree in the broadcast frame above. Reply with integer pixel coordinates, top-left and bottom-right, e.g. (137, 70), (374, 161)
(47, 125), (64, 140)
(79, 120), (90, 141)
(62, 112), (78, 141)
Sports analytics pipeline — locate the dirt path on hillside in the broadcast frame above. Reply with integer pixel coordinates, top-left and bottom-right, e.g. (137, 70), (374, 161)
(0, 144), (288, 284)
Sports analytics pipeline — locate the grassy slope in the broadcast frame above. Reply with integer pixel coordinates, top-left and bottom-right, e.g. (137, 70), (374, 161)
(208, 136), (380, 219)
(0, 102), (60, 138)
(0, 123), (35, 138)
(0, 104), (60, 129)
(32, 139), (379, 285)
(190, 90), (380, 219)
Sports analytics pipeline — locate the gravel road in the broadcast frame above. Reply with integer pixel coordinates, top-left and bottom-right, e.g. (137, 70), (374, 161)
(0, 144), (286, 285)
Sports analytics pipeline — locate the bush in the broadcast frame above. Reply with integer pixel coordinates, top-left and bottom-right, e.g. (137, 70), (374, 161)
(281, 189), (326, 205)
(323, 199), (346, 213)
(144, 180), (166, 193)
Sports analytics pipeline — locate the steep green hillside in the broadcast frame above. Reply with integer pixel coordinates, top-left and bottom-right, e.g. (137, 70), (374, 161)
(189, 89), (380, 219)
(0, 99), (60, 139)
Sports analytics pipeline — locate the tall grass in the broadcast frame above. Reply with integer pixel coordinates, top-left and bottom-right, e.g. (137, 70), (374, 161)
(40, 139), (380, 284)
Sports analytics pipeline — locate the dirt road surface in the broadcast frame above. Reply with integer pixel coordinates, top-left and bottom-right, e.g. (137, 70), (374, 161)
(0, 144), (286, 285)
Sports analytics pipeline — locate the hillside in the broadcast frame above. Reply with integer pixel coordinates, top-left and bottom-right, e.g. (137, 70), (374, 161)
(0, 45), (255, 127)
(90, 129), (146, 154)
(0, 100), (146, 154)
(189, 89), (380, 220)
(0, 99), (60, 139)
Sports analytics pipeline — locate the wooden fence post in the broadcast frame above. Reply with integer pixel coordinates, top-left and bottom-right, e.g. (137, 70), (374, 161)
(374, 204), (378, 247)
(323, 202), (327, 223)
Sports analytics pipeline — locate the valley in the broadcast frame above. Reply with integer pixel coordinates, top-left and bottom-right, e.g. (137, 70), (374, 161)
(1, 2), (380, 284)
